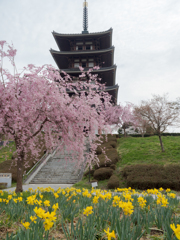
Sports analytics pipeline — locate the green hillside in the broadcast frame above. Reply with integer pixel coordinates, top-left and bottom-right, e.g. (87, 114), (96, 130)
(74, 135), (180, 190)
(117, 136), (180, 167)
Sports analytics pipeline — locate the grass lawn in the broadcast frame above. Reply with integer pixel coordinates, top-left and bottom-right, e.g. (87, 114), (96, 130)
(117, 136), (180, 166)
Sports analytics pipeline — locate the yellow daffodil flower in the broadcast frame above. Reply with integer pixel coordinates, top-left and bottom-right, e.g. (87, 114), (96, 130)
(30, 215), (37, 223)
(44, 218), (54, 231)
(44, 200), (50, 207)
(104, 227), (116, 240)
(21, 221), (30, 229)
(83, 206), (93, 216)
(170, 223), (180, 239)
(52, 203), (59, 211)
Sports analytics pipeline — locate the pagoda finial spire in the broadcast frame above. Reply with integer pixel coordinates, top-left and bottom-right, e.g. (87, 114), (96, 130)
(82, 0), (89, 34)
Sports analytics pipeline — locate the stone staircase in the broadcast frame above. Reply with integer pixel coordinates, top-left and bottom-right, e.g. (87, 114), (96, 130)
(29, 150), (85, 184)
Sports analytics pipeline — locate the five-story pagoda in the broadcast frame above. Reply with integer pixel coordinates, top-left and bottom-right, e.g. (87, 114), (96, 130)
(50, 0), (119, 104)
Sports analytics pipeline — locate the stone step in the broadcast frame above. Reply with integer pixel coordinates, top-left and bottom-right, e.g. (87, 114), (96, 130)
(29, 149), (86, 184)
(31, 181), (78, 184)
(31, 179), (80, 183)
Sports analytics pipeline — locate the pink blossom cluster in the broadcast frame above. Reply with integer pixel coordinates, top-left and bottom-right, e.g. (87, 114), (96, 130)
(0, 41), (127, 191)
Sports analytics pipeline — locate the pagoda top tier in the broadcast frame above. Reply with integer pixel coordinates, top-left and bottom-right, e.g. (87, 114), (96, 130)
(52, 28), (113, 51)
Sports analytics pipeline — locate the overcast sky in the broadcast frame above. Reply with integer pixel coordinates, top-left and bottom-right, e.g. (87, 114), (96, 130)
(1, 0), (180, 107)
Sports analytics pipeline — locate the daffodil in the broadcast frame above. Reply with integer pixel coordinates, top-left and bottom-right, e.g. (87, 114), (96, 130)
(54, 193), (59, 198)
(45, 211), (57, 221)
(93, 196), (99, 204)
(119, 201), (134, 215)
(13, 198), (18, 203)
(39, 194), (43, 199)
(168, 193), (176, 198)
(18, 197), (22, 202)
(83, 206), (93, 216)
(104, 227), (116, 240)
(170, 223), (180, 239)
(44, 200), (50, 207)
(138, 196), (147, 209)
(43, 218), (54, 231)
(21, 221), (30, 229)
(34, 207), (46, 219)
(26, 195), (36, 205)
(52, 203), (59, 211)
(30, 215), (37, 223)
(8, 195), (12, 200)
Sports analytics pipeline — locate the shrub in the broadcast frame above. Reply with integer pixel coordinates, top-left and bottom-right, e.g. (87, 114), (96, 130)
(106, 149), (119, 163)
(129, 133), (180, 137)
(96, 146), (102, 155)
(122, 164), (180, 190)
(95, 150), (119, 169)
(93, 167), (113, 180)
(122, 164), (163, 179)
(110, 164), (116, 170)
(109, 141), (117, 148)
(100, 141), (113, 151)
(97, 155), (112, 168)
(107, 175), (119, 189)
(100, 134), (117, 143)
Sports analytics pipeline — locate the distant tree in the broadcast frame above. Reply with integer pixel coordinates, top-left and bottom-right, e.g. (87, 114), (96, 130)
(134, 94), (180, 151)
(105, 103), (134, 137)
(133, 108), (150, 137)
(0, 41), (117, 192)
(118, 128), (123, 135)
(122, 122), (133, 137)
(119, 104), (134, 137)
(101, 103), (133, 137)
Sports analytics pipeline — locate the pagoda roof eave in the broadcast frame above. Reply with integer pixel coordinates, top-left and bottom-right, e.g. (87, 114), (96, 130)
(104, 84), (119, 91)
(60, 65), (117, 74)
(50, 47), (114, 69)
(66, 84), (119, 104)
(52, 28), (113, 38)
(66, 84), (119, 93)
(50, 46), (114, 56)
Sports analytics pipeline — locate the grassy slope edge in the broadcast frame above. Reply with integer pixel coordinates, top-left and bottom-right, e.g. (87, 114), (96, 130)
(74, 135), (180, 190)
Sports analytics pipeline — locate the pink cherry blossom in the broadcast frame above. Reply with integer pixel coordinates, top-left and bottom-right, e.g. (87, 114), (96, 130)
(0, 41), (121, 192)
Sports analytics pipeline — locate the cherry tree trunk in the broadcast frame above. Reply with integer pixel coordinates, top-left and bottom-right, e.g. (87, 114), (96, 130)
(124, 129), (127, 137)
(158, 135), (165, 152)
(15, 153), (24, 192)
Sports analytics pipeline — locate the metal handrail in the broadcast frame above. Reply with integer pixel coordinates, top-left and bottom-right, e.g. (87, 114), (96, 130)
(23, 146), (59, 183)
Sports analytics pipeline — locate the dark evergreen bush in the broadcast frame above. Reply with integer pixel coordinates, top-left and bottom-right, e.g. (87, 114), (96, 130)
(122, 164), (180, 190)
(96, 146), (102, 155)
(95, 149), (119, 169)
(109, 141), (117, 148)
(130, 133), (180, 137)
(107, 175), (119, 189)
(93, 167), (113, 180)
(110, 164), (116, 170)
